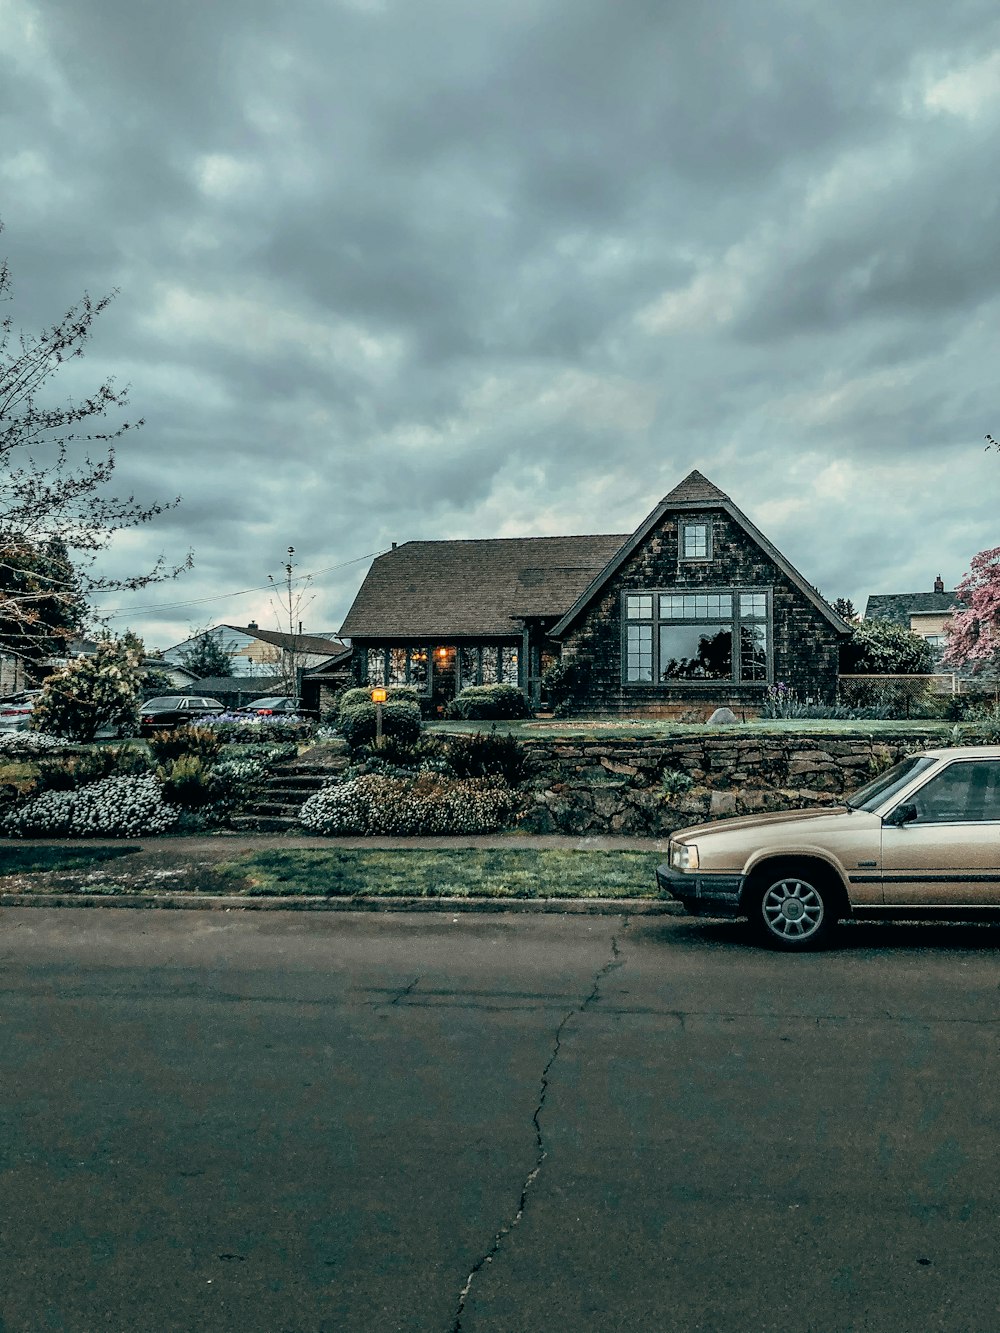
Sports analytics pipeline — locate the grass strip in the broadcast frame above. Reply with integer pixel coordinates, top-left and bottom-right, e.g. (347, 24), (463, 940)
(212, 848), (663, 899)
(0, 845), (141, 875)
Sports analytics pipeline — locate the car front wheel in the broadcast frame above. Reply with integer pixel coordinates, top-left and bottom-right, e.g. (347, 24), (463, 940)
(750, 866), (838, 951)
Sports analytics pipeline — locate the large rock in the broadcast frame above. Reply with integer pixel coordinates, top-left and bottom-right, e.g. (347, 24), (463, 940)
(707, 707), (740, 726)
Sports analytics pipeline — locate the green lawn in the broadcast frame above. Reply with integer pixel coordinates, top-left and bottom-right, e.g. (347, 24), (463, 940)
(0, 845), (141, 875)
(213, 848), (662, 899)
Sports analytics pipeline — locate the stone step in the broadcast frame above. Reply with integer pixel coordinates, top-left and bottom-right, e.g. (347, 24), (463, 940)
(265, 776), (328, 791)
(229, 814), (301, 833)
(252, 801), (309, 817)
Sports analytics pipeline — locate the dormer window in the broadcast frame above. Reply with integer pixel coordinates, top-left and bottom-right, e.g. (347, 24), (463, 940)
(680, 521), (711, 561)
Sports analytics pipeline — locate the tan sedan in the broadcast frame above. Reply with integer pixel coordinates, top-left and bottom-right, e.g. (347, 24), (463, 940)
(656, 746), (1000, 950)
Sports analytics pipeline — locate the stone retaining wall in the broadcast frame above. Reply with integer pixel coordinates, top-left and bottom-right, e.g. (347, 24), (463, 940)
(518, 732), (940, 835)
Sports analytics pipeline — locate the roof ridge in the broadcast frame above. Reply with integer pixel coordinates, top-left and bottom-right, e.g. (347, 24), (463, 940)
(661, 469), (730, 505)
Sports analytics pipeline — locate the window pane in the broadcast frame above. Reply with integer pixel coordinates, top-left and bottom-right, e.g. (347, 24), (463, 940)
(387, 647), (407, 685)
(481, 646), (498, 683)
(459, 647), (479, 690)
(366, 649), (386, 686)
(912, 762), (1000, 823)
(626, 624), (653, 682)
(682, 524), (709, 559)
(626, 594), (652, 620)
(409, 646), (429, 689)
(660, 625), (732, 680)
(500, 647), (519, 685)
(660, 593), (731, 619)
(740, 623), (768, 681)
(740, 593), (767, 619)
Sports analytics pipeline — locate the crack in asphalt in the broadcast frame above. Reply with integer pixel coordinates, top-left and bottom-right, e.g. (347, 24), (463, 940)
(447, 923), (627, 1333)
(388, 976), (420, 1006)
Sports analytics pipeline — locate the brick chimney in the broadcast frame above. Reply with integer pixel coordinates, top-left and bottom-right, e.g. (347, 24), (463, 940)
(933, 575), (944, 594)
(247, 619), (258, 630)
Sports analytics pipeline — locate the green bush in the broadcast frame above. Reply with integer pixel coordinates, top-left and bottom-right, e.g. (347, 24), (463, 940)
(156, 755), (225, 809)
(339, 699), (422, 750)
(660, 769), (694, 800)
(445, 729), (531, 785)
(32, 744), (152, 795)
(338, 685), (420, 717)
(365, 733), (446, 769)
(445, 684), (531, 720)
(147, 725), (225, 767)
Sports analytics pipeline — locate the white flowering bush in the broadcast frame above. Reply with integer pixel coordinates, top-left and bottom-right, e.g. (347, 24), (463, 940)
(0, 731), (71, 755)
(300, 773), (521, 835)
(32, 636), (145, 742)
(6, 774), (179, 838)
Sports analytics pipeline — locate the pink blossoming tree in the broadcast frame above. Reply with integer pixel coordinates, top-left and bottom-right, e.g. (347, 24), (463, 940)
(942, 547), (1000, 673)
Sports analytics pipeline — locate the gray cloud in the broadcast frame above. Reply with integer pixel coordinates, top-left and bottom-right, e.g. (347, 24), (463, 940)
(1, 0), (998, 648)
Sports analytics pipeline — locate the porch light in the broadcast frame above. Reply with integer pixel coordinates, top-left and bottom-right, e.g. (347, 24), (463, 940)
(371, 686), (387, 747)
(437, 647), (447, 658)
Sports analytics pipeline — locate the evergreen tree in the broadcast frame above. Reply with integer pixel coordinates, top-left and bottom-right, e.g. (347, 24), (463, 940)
(178, 628), (234, 680)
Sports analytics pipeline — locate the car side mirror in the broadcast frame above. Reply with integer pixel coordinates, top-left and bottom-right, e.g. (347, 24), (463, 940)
(886, 801), (918, 827)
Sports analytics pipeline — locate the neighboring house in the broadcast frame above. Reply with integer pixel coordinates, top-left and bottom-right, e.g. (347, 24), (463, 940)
(161, 623), (349, 678)
(864, 578), (967, 655)
(340, 470), (851, 716)
(300, 648), (354, 718)
(0, 651), (27, 695)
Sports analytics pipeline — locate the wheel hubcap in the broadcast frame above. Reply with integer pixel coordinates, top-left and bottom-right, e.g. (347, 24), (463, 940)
(762, 878), (824, 940)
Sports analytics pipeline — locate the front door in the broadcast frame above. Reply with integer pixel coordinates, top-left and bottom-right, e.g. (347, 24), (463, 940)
(881, 758), (1000, 905)
(431, 646), (457, 712)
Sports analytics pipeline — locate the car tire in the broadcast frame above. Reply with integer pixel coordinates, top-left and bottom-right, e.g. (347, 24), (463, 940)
(748, 863), (839, 951)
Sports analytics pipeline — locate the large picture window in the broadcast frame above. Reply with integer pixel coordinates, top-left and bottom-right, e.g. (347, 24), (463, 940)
(624, 588), (771, 685)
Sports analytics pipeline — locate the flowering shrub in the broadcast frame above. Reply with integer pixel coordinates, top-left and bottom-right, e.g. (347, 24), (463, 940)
(300, 773), (520, 835)
(200, 714), (316, 744)
(6, 774), (178, 838)
(0, 731), (70, 755)
(32, 636), (145, 742)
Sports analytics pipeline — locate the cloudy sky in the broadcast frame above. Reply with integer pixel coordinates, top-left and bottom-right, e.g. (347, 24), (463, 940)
(1, 0), (998, 650)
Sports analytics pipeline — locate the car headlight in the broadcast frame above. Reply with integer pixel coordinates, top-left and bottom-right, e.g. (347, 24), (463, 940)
(669, 841), (700, 871)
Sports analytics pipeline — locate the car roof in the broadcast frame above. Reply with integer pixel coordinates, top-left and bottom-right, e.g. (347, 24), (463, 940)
(918, 746), (1000, 760)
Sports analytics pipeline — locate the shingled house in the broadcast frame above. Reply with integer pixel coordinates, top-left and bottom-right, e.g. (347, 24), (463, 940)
(864, 578), (966, 655)
(340, 471), (851, 716)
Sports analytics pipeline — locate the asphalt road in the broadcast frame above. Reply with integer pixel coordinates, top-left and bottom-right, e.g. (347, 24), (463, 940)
(2, 907), (999, 1333)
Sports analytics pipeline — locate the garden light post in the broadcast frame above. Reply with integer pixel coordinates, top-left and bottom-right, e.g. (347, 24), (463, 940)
(371, 687), (387, 747)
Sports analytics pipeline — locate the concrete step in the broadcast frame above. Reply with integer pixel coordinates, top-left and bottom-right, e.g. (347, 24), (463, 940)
(229, 814), (301, 833)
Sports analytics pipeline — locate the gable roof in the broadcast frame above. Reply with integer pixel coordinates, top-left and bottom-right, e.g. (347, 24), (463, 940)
(864, 592), (965, 626)
(549, 469), (851, 638)
(340, 535), (630, 638)
(222, 625), (348, 656)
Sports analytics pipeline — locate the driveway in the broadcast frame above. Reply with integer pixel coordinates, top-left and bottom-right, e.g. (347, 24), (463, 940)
(2, 907), (999, 1332)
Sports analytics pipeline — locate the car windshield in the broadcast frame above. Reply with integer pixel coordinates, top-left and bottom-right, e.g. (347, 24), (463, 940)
(846, 754), (938, 812)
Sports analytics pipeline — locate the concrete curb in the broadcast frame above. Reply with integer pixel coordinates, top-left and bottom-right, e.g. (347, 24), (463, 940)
(0, 892), (683, 915)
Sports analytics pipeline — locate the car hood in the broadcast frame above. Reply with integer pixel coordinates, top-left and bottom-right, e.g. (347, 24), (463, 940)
(672, 805), (862, 844)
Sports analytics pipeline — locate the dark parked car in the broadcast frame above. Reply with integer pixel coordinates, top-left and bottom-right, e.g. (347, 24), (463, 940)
(138, 696), (224, 735)
(236, 696), (300, 717)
